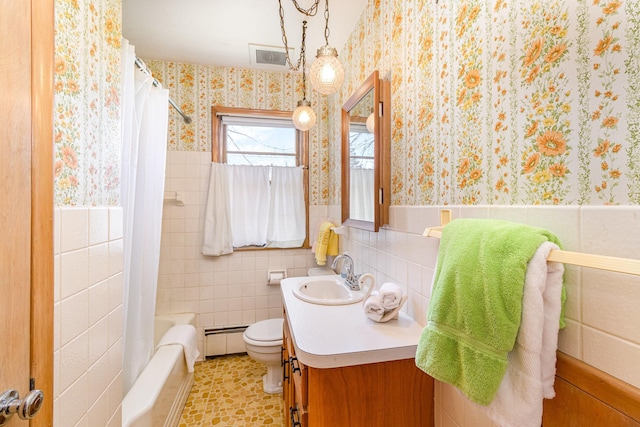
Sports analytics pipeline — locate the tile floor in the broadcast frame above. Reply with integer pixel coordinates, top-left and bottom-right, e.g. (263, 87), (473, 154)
(179, 354), (284, 426)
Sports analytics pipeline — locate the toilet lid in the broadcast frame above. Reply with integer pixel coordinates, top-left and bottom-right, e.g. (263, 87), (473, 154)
(245, 318), (284, 342)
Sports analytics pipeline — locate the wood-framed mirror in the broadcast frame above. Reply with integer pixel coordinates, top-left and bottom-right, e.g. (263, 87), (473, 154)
(341, 70), (390, 232)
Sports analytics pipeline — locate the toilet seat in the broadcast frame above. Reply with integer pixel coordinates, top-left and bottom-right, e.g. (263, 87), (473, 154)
(243, 318), (283, 346)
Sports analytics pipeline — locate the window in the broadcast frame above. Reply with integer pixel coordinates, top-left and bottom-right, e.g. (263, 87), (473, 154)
(211, 107), (309, 249)
(224, 118), (298, 167)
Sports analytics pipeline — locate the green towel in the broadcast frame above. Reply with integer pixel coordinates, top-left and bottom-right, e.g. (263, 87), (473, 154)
(415, 218), (562, 405)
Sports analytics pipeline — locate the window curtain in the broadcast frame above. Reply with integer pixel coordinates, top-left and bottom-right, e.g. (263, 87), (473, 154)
(202, 164), (305, 254)
(202, 162), (233, 256)
(267, 166), (305, 248)
(350, 168), (375, 222)
(229, 165), (270, 247)
(120, 40), (169, 394)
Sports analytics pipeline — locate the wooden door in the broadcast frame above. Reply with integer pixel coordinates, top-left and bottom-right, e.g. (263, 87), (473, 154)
(0, 0), (54, 425)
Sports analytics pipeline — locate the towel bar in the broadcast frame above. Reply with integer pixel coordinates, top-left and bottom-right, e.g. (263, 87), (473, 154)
(423, 210), (640, 277)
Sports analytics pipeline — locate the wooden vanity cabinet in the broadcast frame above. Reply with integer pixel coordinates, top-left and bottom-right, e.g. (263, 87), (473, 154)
(282, 311), (434, 427)
(283, 314), (308, 426)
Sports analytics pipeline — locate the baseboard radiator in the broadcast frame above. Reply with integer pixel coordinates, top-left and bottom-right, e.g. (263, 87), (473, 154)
(204, 326), (248, 357)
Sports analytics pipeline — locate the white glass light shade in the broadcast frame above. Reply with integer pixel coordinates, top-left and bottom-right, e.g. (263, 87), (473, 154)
(292, 100), (317, 131)
(366, 113), (375, 133)
(309, 46), (345, 95)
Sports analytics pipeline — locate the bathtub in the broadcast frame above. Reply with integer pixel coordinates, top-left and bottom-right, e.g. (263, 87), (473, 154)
(122, 313), (197, 427)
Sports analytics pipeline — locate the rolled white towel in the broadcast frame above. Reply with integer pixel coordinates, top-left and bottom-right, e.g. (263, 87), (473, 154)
(363, 291), (385, 322)
(379, 282), (403, 310)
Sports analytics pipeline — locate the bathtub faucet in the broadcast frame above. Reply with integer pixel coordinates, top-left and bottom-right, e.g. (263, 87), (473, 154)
(331, 254), (360, 291)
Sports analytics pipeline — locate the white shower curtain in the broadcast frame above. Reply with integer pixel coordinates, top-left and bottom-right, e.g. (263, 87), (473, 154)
(121, 40), (169, 394)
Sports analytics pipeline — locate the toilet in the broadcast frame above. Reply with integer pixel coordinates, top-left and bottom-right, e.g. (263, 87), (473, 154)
(242, 318), (284, 394)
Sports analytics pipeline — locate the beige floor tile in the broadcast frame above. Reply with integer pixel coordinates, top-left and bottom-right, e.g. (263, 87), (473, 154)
(179, 354), (284, 426)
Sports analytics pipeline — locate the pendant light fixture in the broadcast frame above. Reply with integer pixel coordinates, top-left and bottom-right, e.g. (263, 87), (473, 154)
(278, 0), (317, 131)
(309, 0), (344, 95)
(291, 21), (316, 131)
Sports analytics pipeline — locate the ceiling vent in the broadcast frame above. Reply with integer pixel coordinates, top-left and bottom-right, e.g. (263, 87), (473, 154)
(256, 49), (287, 66)
(249, 44), (294, 70)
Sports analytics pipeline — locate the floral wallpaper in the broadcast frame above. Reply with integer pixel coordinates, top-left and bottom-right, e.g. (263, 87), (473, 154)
(53, 0), (330, 206)
(53, 0), (640, 207)
(54, 0), (122, 206)
(145, 61), (331, 205)
(331, 0), (640, 206)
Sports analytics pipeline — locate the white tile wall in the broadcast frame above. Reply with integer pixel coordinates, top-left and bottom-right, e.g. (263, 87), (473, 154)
(339, 204), (640, 426)
(157, 152), (640, 422)
(158, 151), (330, 358)
(54, 207), (123, 427)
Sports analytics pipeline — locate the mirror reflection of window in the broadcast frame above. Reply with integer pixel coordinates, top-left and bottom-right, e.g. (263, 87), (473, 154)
(349, 124), (375, 222)
(349, 168), (374, 222)
(341, 70), (389, 232)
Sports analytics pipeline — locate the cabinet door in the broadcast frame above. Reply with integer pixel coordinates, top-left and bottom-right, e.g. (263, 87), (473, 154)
(307, 359), (434, 427)
(283, 315), (292, 427)
(291, 356), (308, 409)
(284, 314), (308, 427)
(291, 356), (308, 426)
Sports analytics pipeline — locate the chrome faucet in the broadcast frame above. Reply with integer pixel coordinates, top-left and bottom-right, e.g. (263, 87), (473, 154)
(331, 254), (360, 291)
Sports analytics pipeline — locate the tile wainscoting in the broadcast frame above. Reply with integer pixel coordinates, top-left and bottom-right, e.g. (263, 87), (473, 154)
(158, 150), (640, 424)
(159, 150), (332, 359)
(54, 207), (124, 427)
(336, 204), (640, 426)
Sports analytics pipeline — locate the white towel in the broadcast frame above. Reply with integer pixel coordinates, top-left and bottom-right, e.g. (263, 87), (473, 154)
(363, 291), (385, 322)
(379, 282), (403, 310)
(474, 241), (564, 427)
(156, 324), (200, 373)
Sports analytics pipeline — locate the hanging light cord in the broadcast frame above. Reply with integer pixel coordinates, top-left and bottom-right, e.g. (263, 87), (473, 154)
(323, 0), (331, 46)
(278, 0), (319, 71)
(301, 21), (308, 101)
(291, 0), (320, 16)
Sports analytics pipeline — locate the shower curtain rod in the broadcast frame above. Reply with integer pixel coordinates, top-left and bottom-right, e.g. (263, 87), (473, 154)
(134, 57), (192, 124)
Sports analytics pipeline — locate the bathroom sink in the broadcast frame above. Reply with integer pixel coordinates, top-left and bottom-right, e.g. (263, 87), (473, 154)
(292, 276), (370, 305)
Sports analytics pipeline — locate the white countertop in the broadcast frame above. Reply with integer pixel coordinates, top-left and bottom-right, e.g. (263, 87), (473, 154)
(281, 276), (427, 369)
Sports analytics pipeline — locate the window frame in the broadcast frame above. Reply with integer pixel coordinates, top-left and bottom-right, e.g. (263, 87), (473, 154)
(211, 106), (310, 249)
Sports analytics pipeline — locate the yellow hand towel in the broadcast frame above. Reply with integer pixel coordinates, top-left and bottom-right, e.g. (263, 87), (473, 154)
(314, 221), (335, 266)
(327, 228), (339, 257)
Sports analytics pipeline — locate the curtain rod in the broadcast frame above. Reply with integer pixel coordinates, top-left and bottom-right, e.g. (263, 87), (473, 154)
(134, 57), (192, 124)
